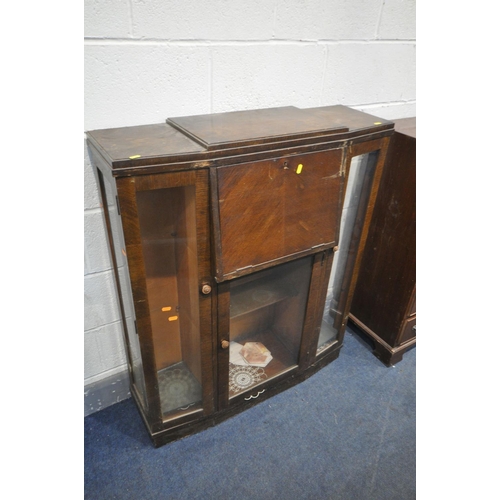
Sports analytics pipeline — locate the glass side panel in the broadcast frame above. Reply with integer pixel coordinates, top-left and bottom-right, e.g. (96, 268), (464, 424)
(136, 186), (203, 420)
(228, 257), (312, 399)
(99, 171), (147, 408)
(316, 152), (379, 355)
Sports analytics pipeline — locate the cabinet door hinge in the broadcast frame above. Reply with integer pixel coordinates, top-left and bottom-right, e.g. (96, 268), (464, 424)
(134, 320), (138, 335)
(116, 196), (121, 216)
(340, 160), (346, 178)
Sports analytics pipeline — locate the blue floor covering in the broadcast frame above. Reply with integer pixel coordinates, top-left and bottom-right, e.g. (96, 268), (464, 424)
(85, 326), (416, 500)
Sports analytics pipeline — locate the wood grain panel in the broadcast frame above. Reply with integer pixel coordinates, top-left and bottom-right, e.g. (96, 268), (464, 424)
(216, 149), (343, 278)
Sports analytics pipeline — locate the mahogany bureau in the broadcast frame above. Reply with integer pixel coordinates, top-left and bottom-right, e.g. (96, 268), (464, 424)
(86, 105), (394, 446)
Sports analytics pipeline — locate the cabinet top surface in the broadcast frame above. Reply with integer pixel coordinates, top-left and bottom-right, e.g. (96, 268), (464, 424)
(86, 105), (393, 172)
(394, 117), (416, 139)
(167, 106), (350, 151)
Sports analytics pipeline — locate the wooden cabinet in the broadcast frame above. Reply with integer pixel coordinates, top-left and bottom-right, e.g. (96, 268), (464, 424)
(87, 105), (394, 446)
(349, 117), (416, 365)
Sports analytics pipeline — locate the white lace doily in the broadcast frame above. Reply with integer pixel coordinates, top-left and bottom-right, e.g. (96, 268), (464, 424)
(228, 363), (267, 395)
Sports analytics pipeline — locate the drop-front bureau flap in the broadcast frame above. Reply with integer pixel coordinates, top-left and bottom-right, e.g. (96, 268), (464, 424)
(213, 148), (344, 281)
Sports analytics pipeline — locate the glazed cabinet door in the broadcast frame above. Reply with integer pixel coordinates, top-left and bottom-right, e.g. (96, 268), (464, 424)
(314, 138), (390, 359)
(216, 252), (329, 409)
(116, 169), (214, 431)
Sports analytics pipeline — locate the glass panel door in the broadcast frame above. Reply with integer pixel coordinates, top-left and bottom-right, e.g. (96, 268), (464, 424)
(97, 169), (148, 409)
(136, 185), (203, 420)
(227, 257), (313, 399)
(316, 151), (379, 355)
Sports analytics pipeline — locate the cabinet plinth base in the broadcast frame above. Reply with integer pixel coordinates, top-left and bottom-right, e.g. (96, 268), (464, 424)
(137, 344), (342, 448)
(348, 315), (416, 367)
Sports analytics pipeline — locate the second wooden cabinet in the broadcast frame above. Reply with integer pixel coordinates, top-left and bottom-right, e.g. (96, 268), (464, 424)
(87, 105), (394, 446)
(349, 117), (416, 365)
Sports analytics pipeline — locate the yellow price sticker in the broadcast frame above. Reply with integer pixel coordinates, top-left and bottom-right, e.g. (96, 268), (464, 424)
(296, 164), (303, 174)
(129, 155), (141, 159)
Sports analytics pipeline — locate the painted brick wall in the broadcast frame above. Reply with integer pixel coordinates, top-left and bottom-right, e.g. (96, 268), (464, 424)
(84, 0), (416, 413)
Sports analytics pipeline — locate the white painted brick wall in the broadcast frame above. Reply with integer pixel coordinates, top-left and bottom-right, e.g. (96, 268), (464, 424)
(211, 43), (327, 112)
(84, 0), (416, 405)
(273, 0), (382, 40)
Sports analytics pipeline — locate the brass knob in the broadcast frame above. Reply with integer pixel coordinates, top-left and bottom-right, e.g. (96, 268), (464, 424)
(333, 246), (339, 252)
(221, 340), (230, 349)
(201, 284), (212, 295)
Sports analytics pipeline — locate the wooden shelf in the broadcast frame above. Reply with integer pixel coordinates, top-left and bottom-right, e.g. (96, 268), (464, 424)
(229, 275), (296, 319)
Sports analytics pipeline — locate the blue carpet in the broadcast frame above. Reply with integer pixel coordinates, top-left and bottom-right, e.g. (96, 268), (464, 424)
(84, 326), (416, 500)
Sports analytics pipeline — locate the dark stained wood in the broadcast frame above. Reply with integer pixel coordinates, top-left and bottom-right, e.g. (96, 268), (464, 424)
(218, 257), (313, 406)
(148, 342), (342, 447)
(332, 148), (382, 338)
(86, 123), (205, 166)
(407, 287), (416, 316)
(400, 316), (416, 345)
(209, 166), (224, 279)
(116, 176), (164, 431)
(299, 250), (333, 370)
(117, 169), (215, 427)
(215, 149), (343, 279)
(193, 169), (215, 416)
(168, 106), (348, 150)
(85, 105), (392, 173)
(87, 104), (396, 447)
(337, 136), (392, 341)
(313, 137), (392, 364)
(216, 281), (231, 410)
(349, 117), (416, 365)
(389, 117), (416, 138)
(305, 105), (393, 135)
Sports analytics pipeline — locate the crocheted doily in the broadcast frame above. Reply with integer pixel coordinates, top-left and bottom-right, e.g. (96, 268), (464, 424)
(228, 363), (267, 396)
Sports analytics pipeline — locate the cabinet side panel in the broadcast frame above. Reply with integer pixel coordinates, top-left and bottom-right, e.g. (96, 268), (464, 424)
(96, 169), (148, 410)
(350, 131), (416, 345)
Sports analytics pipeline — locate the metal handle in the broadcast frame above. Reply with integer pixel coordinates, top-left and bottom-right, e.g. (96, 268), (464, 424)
(201, 284), (212, 295)
(244, 389), (266, 401)
(221, 340), (230, 349)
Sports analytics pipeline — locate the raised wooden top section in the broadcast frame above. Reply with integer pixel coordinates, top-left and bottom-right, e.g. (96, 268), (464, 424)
(167, 106), (348, 151)
(86, 105), (393, 173)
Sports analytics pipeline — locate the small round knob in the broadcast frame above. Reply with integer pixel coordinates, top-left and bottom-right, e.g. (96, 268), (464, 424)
(333, 246), (339, 252)
(221, 340), (230, 349)
(201, 284), (212, 295)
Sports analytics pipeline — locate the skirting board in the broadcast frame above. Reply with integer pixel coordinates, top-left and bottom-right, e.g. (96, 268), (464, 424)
(84, 370), (131, 417)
